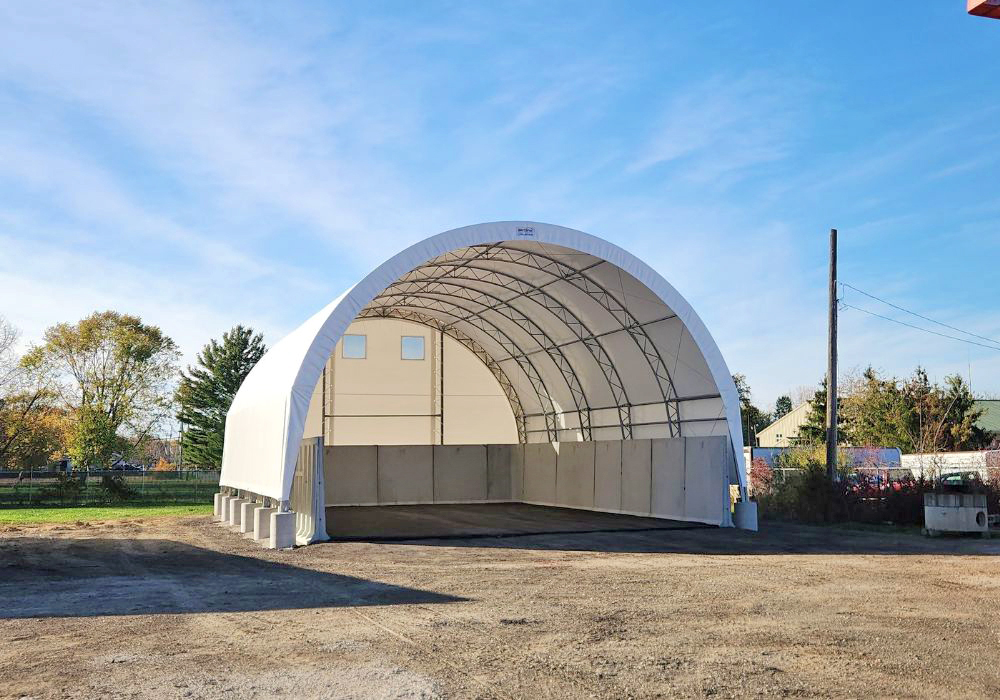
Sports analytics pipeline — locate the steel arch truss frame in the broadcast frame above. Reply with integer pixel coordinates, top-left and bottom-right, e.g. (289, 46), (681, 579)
(381, 271), (633, 438)
(409, 245), (683, 437)
(361, 297), (562, 441)
(372, 283), (594, 440)
(357, 306), (528, 442)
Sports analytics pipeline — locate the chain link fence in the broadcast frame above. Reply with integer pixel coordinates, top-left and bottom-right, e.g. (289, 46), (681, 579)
(0, 468), (220, 507)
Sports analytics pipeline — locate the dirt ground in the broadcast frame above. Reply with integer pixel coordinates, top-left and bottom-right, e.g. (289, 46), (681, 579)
(2, 509), (999, 699)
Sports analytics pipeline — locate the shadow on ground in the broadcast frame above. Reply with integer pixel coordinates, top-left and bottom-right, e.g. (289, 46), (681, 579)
(0, 537), (464, 619)
(325, 503), (1000, 556)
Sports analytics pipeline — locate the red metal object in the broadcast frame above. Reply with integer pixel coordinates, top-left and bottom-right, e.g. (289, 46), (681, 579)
(969, 0), (1000, 18)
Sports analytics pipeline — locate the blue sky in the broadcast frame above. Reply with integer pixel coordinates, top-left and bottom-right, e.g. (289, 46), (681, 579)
(1, 1), (998, 409)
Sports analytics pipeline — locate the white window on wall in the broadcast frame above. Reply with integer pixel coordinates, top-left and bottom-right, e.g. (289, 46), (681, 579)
(342, 334), (366, 359)
(401, 335), (425, 360)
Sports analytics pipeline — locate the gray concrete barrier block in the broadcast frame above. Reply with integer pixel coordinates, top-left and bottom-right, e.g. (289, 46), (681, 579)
(434, 444), (487, 502)
(270, 511), (295, 549)
(228, 498), (247, 527)
(254, 507), (275, 541)
(239, 501), (258, 534)
(213, 492), (223, 521)
(219, 495), (233, 525)
(734, 501), (758, 531)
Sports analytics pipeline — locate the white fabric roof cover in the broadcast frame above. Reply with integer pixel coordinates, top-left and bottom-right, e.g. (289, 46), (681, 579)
(220, 222), (746, 502)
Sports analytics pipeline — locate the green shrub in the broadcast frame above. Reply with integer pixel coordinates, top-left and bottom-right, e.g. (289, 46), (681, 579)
(758, 457), (845, 523)
(100, 473), (133, 502)
(40, 472), (84, 505)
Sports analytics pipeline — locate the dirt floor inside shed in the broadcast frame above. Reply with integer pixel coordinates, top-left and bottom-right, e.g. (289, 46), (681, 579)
(1, 508), (999, 699)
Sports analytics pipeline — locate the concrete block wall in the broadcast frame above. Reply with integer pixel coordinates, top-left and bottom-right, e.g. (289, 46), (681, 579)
(518, 436), (731, 526)
(322, 437), (731, 526)
(324, 444), (516, 506)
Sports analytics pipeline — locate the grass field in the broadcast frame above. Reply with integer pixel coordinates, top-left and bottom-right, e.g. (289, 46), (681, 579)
(0, 504), (213, 524)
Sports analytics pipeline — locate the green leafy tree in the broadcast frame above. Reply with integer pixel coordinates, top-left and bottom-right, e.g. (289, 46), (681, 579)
(841, 367), (910, 450)
(176, 326), (266, 468)
(898, 368), (984, 453)
(732, 373), (771, 446)
(803, 367), (984, 453)
(773, 395), (793, 420)
(22, 311), (179, 468)
(0, 315), (67, 468)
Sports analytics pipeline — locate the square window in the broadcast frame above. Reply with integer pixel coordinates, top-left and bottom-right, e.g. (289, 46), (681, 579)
(342, 334), (366, 359)
(401, 335), (425, 360)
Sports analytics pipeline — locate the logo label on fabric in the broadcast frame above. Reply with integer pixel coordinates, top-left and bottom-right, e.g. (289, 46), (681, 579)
(515, 226), (535, 238)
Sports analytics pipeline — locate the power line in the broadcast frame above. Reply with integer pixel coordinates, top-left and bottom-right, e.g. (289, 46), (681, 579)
(840, 301), (1000, 352)
(841, 281), (1000, 348)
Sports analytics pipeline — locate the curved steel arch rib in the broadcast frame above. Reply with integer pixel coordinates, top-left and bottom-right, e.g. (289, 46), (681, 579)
(356, 306), (528, 442)
(371, 284), (595, 439)
(408, 247), (682, 436)
(380, 272), (633, 438)
(362, 297), (563, 441)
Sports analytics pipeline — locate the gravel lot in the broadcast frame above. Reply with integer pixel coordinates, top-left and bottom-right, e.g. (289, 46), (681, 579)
(1, 511), (999, 699)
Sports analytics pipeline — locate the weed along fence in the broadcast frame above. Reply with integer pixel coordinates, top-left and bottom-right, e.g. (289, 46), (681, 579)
(0, 469), (221, 507)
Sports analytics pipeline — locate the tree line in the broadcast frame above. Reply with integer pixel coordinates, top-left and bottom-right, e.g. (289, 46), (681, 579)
(736, 368), (988, 453)
(2, 309), (991, 471)
(0, 311), (263, 471)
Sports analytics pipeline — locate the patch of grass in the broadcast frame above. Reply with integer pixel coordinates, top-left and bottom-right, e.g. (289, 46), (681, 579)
(0, 504), (213, 524)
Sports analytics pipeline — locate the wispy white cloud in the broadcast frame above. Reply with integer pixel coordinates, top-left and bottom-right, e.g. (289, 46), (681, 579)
(628, 74), (803, 183)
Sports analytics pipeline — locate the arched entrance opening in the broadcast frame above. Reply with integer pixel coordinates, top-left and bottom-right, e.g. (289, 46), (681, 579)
(218, 222), (757, 547)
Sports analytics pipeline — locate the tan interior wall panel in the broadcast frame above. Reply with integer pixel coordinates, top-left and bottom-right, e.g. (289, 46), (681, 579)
(486, 444), (514, 500)
(433, 445), (488, 502)
(650, 438), (685, 520)
(683, 436), (728, 524)
(324, 445), (378, 505)
(377, 445), (434, 504)
(555, 441), (595, 509)
(523, 442), (557, 503)
(621, 439), (652, 515)
(593, 440), (623, 511)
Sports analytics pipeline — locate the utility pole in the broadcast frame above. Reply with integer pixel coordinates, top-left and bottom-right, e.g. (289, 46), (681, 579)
(826, 228), (838, 481)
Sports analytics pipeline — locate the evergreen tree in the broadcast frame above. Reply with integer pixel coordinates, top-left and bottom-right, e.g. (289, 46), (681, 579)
(798, 377), (849, 445)
(773, 395), (793, 420)
(176, 326), (265, 468)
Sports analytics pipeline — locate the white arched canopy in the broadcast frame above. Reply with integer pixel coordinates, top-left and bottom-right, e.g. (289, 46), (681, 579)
(220, 222), (746, 508)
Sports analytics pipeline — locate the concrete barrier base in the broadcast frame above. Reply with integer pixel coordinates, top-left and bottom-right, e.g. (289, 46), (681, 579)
(219, 495), (234, 525)
(254, 507), (275, 541)
(228, 498), (247, 528)
(213, 493), (223, 521)
(270, 511), (295, 549)
(734, 500), (758, 531)
(239, 501), (258, 534)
